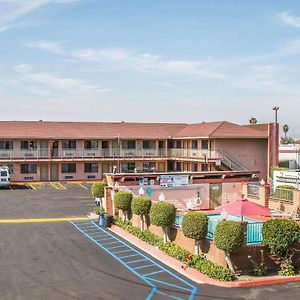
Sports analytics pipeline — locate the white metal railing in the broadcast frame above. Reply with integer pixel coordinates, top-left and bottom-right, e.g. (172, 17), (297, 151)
(216, 150), (248, 171)
(270, 188), (294, 202)
(0, 148), (241, 163)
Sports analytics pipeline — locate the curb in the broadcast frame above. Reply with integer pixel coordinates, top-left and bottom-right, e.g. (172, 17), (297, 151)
(110, 225), (300, 288)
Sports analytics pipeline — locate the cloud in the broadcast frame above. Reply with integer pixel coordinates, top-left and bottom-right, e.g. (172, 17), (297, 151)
(72, 48), (226, 80)
(14, 63), (110, 95)
(277, 11), (300, 28)
(23, 40), (65, 54)
(0, 0), (77, 32)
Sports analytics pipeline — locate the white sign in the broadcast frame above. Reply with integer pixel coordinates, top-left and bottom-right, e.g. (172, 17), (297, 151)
(160, 175), (189, 188)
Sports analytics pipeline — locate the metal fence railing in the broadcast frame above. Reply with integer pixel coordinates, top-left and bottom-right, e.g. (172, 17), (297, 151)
(246, 222), (263, 245)
(247, 184), (260, 198)
(270, 188), (293, 202)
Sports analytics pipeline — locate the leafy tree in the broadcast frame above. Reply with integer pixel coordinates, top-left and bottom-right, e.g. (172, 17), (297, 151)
(150, 202), (176, 242)
(182, 212), (208, 254)
(131, 196), (152, 231)
(214, 221), (244, 275)
(114, 191), (133, 220)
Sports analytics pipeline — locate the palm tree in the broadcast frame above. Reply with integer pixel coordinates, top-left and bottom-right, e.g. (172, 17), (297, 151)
(283, 124), (289, 139)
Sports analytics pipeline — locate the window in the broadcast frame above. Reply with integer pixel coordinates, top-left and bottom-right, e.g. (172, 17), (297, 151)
(84, 163), (98, 173)
(192, 163), (198, 172)
(158, 141), (165, 149)
(102, 141), (109, 149)
(143, 162), (156, 172)
(62, 140), (76, 149)
(21, 140), (37, 150)
(175, 140), (182, 149)
(62, 163), (76, 173)
(122, 162), (135, 172)
(176, 162), (182, 171)
(191, 140), (198, 149)
(20, 164), (37, 174)
(0, 140), (13, 150)
(122, 140), (136, 149)
(143, 140), (156, 149)
(84, 140), (98, 149)
(202, 140), (209, 150)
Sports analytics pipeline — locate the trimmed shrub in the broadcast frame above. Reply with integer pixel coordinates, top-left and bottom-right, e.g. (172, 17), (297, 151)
(214, 221), (244, 254)
(182, 212), (208, 241)
(131, 196), (152, 216)
(150, 202), (176, 228)
(186, 255), (235, 282)
(114, 191), (133, 219)
(262, 219), (300, 258)
(91, 182), (107, 198)
(113, 216), (235, 281)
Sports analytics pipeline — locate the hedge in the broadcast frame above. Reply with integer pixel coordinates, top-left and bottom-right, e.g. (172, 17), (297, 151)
(113, 217), (235, 281)
(114, 191), (133, 212)
(262, 219), (300, 258)
(214, 221), (244, 254)
(181, 212), (208, 241)
(150, 202), (176, 227)
(91, 182), (107, 198)
(131, 196), (152, 216)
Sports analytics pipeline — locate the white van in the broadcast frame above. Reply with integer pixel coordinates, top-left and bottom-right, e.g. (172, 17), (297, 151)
(0, 166), (10, 188)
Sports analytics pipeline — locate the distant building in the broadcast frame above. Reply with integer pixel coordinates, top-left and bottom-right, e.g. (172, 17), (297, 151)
(0, 120), (278, 182)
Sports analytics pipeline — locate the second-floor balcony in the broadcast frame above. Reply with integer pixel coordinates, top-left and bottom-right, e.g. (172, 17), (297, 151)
(0, 148), (218, 161)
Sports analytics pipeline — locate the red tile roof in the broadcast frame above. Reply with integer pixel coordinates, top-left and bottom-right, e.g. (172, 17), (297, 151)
(0, 120), (268, 139)
(174, 121), (268, 138)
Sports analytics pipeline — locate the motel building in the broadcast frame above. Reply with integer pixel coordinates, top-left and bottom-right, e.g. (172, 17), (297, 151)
(0, 120), (278, 185)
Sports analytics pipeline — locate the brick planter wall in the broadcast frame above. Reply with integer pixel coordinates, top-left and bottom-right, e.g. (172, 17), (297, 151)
(119, 211), (300, 273)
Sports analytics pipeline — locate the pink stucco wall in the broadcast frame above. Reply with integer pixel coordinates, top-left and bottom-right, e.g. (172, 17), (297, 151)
(213, 138), (268, 179)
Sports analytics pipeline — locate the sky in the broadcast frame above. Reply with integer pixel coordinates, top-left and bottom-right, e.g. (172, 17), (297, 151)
(1, 0), (300, 136)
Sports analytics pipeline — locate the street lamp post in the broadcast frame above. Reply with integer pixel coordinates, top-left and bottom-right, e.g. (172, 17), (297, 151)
(272, 106), (279, 123)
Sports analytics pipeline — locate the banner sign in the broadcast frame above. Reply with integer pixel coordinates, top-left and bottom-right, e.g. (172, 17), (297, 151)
(160, 175), (189, 188)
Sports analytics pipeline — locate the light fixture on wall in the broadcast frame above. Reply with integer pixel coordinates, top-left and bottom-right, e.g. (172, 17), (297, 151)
(260, 179), (265, 186)
(159, 192), (165, 202)
(138, 186), (145, 196)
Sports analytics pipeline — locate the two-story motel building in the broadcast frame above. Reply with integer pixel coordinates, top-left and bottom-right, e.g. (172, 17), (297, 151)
(0, 120), (278, 182)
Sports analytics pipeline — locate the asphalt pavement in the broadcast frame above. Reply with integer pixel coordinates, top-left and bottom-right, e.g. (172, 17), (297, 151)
(0, 185), (300, 299)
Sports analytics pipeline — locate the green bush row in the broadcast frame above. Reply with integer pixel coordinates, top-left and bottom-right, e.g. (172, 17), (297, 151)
(113, 217), (235, 281)
(186, 255), (235, 282)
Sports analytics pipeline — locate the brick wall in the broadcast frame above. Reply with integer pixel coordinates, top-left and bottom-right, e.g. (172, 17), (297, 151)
(120, 210), (300, 272)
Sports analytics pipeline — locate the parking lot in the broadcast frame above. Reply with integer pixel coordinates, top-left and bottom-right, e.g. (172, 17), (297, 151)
(1, 185), (300, 299)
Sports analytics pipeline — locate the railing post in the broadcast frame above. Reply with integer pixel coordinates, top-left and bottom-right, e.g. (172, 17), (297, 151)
(259, 184), (270, 208)
(241, 221), (248, 245)
(292, 189), (300, 207)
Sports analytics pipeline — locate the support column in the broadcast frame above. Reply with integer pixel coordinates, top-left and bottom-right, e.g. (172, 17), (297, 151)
(258, 184), (270, 208)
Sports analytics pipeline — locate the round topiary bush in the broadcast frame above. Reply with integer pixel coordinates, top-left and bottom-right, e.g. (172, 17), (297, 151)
(262, 219), (300, 258)
(182, 212), (208, 241)
(131, 196), (152, 216)
(150, 202), (176, 228)
(214, 221), (244, 254)
(91, 182), (107, 198)
(131, 196), (152, 231)
(114, 191), (133, 219)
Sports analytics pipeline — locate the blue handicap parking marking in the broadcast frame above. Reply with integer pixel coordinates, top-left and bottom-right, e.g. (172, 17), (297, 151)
(70, 220), (197, 300)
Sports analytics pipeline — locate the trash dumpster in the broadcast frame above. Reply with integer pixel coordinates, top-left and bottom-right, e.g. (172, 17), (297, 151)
(98, 213), (113, 228)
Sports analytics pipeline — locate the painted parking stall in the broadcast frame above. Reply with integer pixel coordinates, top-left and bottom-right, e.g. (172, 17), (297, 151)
(71, 220), (197, 300)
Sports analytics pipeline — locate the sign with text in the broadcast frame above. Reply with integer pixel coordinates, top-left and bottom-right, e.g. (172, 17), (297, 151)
(160, 175), (189, 188)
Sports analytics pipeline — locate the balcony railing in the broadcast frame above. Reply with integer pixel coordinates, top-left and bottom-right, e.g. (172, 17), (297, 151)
(0, 148), (229, 161)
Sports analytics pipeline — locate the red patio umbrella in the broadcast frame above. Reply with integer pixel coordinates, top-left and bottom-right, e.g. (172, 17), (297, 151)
(214, 198), (271, 221)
